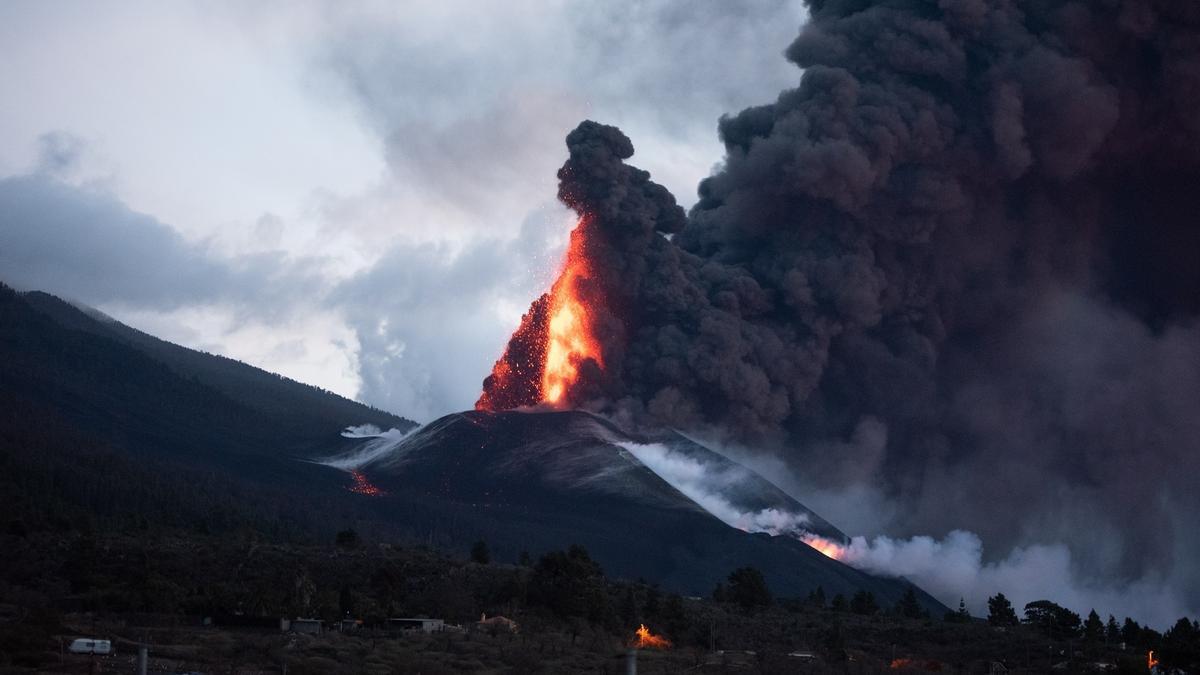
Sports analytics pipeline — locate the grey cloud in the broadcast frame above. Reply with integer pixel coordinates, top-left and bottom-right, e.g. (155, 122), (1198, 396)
(0, 173), (320, 315)
(312, 1), (804, 211)
(34, 131), (87, 178)
(330, 206), (569, 421)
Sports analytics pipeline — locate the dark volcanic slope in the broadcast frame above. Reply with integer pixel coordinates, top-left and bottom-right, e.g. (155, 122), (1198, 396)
(0, 282), (416, 540)
(19, 289), (415, 451)
(2, 282), (942, 612)
(352, 409), (944, 613)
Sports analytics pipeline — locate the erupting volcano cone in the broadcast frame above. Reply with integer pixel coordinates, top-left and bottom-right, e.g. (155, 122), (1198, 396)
(476, 217), (604, 411)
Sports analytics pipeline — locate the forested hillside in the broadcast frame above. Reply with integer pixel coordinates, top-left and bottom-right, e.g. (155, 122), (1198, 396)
(0, 283), (414, 542)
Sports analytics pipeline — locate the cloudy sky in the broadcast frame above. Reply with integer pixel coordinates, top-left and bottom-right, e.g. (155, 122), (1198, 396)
(0, 1), (807, 421)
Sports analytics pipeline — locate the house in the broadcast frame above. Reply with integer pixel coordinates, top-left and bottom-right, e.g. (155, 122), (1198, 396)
(387, 617), (445, 633)
(476, 613), (519, 634)
(212, 613), (286, 632)
(290, 618), (323, 635)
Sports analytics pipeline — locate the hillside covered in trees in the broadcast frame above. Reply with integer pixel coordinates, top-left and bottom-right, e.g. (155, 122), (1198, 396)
(1, 527), (1197, 673)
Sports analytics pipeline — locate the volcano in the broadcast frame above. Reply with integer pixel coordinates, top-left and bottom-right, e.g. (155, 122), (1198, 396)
(332, 408), (946, 614)
(1, 279), (947, 615)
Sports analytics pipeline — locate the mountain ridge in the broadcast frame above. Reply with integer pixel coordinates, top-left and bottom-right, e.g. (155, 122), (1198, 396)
(338, 408), (943, 612)
(0, 282), (945, 614)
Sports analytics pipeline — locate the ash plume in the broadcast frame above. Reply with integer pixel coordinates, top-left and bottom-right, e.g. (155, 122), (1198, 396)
(481, 0), (1200, 620)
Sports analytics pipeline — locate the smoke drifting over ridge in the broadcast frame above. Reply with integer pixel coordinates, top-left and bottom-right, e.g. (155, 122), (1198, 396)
(480, 0), (1200, 621)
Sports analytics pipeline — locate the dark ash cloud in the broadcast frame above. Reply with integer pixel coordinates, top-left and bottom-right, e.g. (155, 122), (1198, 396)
(483, 0), (1200, 622)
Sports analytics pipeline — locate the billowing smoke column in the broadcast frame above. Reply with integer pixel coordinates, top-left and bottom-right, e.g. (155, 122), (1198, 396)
(477, 122), (685, 410)
(481, 0), (1200, 616)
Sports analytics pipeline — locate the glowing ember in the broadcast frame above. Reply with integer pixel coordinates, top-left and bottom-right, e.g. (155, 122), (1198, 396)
(1148, 650), (1159, 670)
(477, 216), (603, 410)
(802, 534), (848, 560)
(632, 624), (671, 650)
(348, 470), (385, 497)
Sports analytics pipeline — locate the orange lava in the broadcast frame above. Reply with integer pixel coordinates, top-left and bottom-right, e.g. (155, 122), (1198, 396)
(476, 216), (602, 410)
(802, 534), (848, 560)
(632, 624), (671, 650)
(540, 221), (602, 404)
(348, 470), (385, 496)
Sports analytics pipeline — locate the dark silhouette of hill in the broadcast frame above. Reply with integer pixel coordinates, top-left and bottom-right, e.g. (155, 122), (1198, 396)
(0, 283), (943, 613)
(18, 289), (414, 451)
(347, 409), (945, 613)
(0, 282), (419, 541)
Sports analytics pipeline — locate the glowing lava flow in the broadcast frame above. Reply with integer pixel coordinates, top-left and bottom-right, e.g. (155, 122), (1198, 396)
(348, 470), (385, 496)
(476, 216), (603, 410)
(802, 534), (849, 560)
(632, 624), (671, 650)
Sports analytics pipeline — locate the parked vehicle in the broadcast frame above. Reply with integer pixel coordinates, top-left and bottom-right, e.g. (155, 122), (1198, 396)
(67, 638), (112, 655)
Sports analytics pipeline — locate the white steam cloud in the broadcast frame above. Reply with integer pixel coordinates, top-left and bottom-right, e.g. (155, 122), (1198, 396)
(321, 423), (418, 470)
(618, 437), (1194, 629)
(837, 531), (1192, 629)
(617, 441), (812, 536)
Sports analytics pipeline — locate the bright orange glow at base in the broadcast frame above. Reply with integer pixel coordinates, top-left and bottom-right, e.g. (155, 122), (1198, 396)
(540, 220), (602, 404)
(1149, 650), (1159, 670)
(802, 534), (848, 560)
(632, 624), (671, 650)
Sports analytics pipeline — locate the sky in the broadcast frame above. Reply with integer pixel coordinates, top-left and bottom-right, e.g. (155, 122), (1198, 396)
(0, 0), (806, 421)
(5, 2), (1199, 628)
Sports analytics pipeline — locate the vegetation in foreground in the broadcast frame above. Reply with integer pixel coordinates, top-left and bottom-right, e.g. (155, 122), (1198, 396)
(1, 527), (1197, 674)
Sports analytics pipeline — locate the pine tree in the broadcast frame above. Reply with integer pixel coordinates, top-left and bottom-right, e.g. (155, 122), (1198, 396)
(945, 597), (971, 623)
(896, 586), (922, 619)
(726, 567), (772, 610)
(987, 592), (1019, 626)
(1122, 617), (1142, 645)
(831, 593), (848, 612)
(807, 586), (827, 608)
(850, 590), (878, 616)
(1084, 609), (1105, 643)
(1106, 615), (1121, 644)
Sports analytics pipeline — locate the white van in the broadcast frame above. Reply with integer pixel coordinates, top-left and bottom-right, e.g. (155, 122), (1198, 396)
(67, 638), (112, 655)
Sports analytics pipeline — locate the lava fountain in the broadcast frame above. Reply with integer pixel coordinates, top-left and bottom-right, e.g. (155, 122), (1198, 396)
(540, 218), (603, 404)
(476, 120), (685, 413)
(476, 215), (604, 411)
